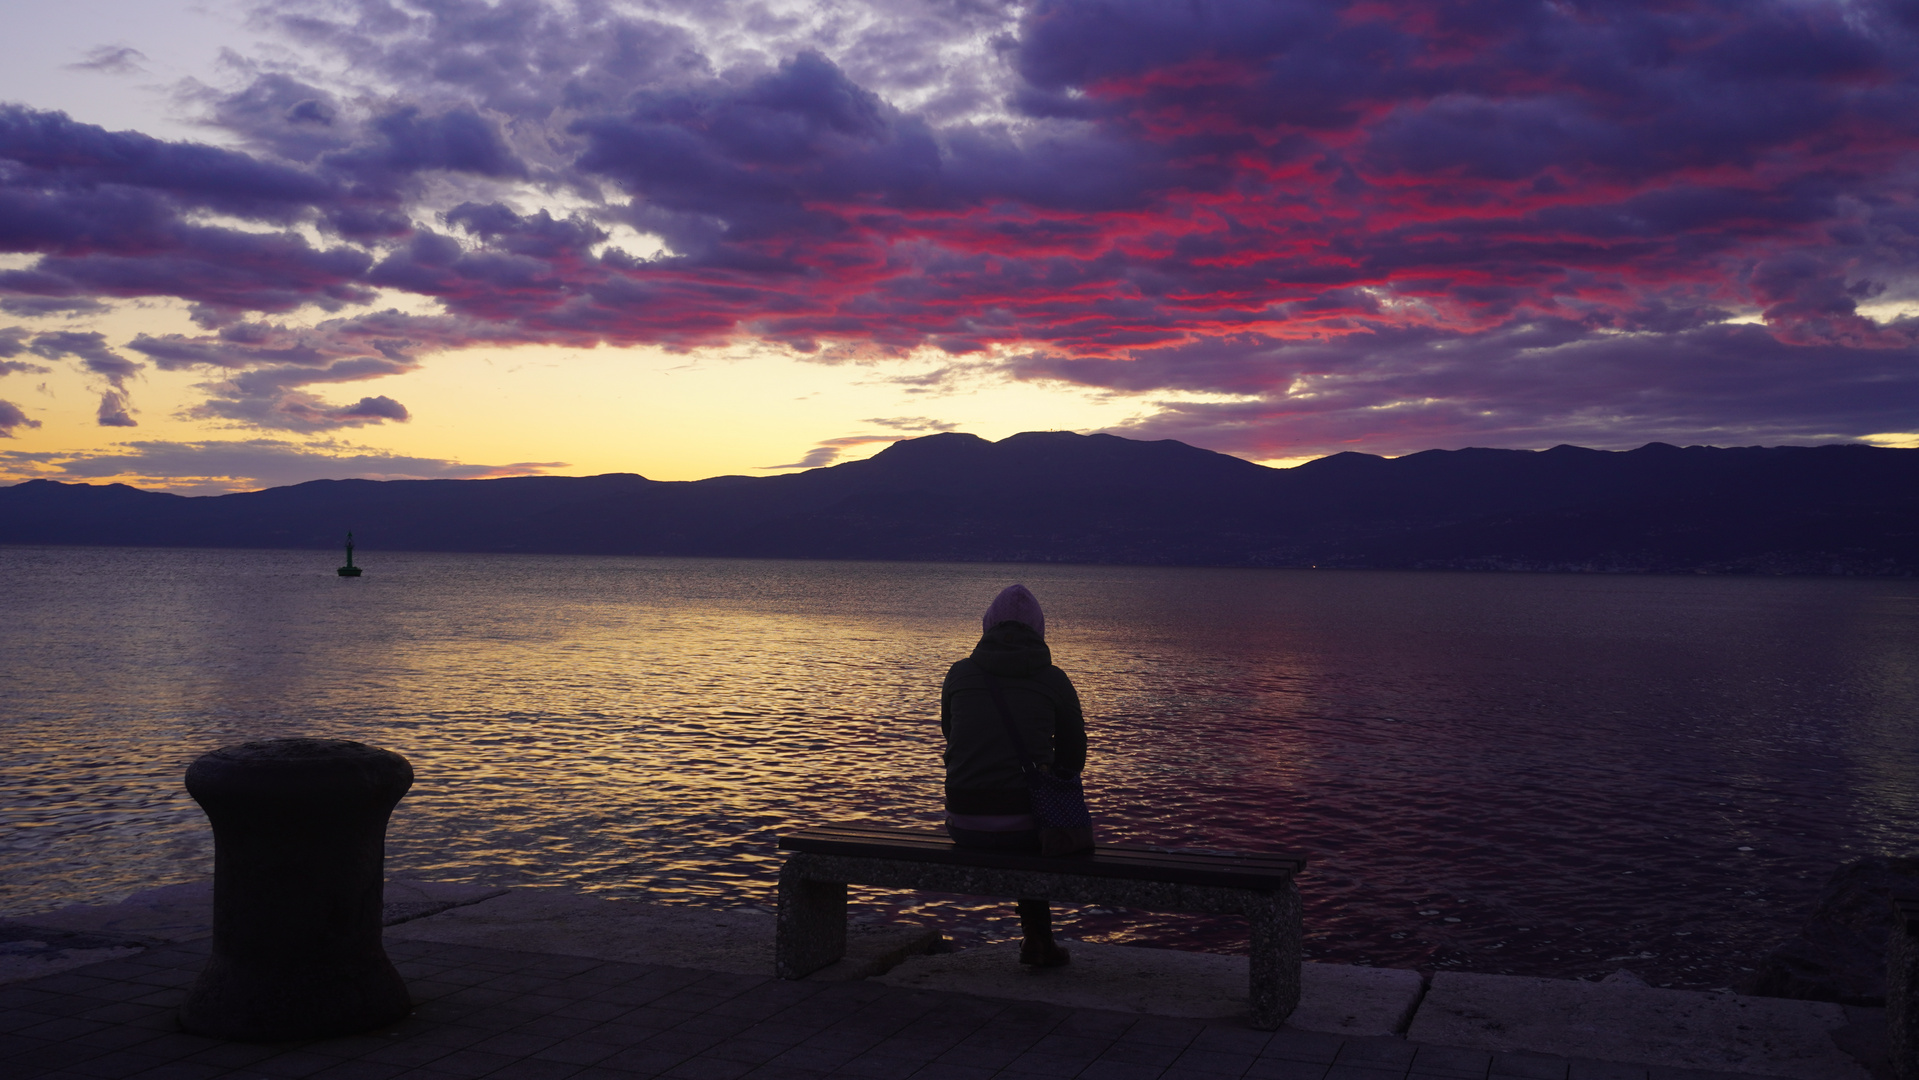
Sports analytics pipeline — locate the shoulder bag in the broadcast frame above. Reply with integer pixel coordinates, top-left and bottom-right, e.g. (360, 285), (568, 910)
(980, 671), (1095, 856)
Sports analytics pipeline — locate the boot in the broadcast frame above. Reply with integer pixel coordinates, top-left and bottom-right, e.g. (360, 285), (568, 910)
(1015, 897), (1069, 967)
(1020, 939), (1071, 968)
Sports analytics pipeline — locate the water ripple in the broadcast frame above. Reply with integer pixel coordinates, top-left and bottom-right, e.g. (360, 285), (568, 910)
(1, 547), (1915, 989)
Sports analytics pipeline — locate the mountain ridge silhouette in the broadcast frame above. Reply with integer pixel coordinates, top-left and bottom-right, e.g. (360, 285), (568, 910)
(3, 432), (1915, 574)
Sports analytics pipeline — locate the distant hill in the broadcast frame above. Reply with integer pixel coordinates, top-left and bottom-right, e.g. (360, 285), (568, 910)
(3, 432), (1916, 574)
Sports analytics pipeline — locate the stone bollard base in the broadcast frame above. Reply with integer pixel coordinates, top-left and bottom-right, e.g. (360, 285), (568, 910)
(181, 951), (411, 1041)
(178, 738), (414, 1041)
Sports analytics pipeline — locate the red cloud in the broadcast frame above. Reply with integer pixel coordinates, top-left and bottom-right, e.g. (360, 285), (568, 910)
(0, 0), (1914, 453)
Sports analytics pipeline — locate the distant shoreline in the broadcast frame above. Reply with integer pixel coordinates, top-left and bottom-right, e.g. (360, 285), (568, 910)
(4, 538), (1916, 577)
(5, 433), (1917, 576)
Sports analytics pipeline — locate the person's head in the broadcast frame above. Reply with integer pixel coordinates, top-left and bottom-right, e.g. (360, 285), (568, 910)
(982, 583), (1044, 638)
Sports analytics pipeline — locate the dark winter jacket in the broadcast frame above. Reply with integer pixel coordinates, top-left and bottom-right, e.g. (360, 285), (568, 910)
(941, 621), (1087, 815)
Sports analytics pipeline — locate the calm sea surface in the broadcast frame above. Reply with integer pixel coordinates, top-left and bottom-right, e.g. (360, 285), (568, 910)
(3, 545), (1916, 988)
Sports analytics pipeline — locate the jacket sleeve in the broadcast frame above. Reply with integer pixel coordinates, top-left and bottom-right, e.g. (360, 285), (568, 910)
(939, 659), (966, 741)
(1050, 668), (1087, 776)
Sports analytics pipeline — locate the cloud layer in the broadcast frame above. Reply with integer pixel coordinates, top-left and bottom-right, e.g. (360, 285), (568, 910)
(2, 0), (1917, 456)
(0, 437), (565, 493)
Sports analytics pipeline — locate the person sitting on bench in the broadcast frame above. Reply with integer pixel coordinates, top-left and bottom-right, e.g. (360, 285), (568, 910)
(940, 583), (1088, 968)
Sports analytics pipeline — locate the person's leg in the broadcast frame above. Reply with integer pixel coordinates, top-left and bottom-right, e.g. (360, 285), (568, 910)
(945, 826), (1068, 967)
(1017, 898), (1068, 967)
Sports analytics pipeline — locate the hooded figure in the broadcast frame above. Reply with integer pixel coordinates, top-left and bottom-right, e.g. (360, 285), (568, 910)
(940, 583), (1086, 967)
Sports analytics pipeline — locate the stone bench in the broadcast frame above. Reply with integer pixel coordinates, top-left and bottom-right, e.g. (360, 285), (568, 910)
(1893, 892), (1919, 1080)
(775, 823), (1308, 1029)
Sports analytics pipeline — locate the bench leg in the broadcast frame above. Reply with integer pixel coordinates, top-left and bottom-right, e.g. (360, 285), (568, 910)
(1892, 897), (1919, 1080)
(1247, 882), (1303, 1030)
(776, 858), (847, 979)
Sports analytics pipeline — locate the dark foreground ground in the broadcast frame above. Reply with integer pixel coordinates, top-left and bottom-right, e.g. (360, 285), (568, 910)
(5, 935), (1794, 1080)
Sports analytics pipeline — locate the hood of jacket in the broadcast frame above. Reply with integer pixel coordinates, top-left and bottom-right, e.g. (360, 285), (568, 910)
(970, 620), (1051, 678)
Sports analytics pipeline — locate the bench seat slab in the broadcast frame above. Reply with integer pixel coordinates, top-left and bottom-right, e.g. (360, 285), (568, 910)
(776, 851), (1301, 1029)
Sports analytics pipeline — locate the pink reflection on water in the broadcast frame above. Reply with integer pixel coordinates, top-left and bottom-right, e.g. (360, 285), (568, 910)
(2, 546), (1916, 990)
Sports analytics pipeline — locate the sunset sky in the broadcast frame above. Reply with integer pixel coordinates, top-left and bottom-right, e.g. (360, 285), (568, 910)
(2, 0), (1917, 493)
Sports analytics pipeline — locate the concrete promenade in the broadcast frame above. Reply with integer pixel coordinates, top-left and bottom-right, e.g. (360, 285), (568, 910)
(0, 882), (1890, 1080)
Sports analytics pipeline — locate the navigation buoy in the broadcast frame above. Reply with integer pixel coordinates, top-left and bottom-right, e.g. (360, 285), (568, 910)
(337, 532), (363, 577)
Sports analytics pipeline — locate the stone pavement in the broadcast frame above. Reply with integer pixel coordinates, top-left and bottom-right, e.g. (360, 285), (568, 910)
(4, 935), (1782, 1080)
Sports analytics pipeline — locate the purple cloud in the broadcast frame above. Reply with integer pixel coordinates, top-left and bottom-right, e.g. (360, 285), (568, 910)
(0, 0), (1915, 454)
(323, 105), (528, 184)
(759, 432), (910, 470)
(96, 390), (137, 427)
(29, 330), (140, 380)
(200, 73), (347, 163)
(189, 370), (415, 432)
(863, 416), (960, 432)
(0, 399), (39, 436)
(0, 437), (565, 493)
(1, 296), (109, 317)
(67, 46), (149, 75)
(0, 105), (338, 220)
(28, 330), (144, 427)
(1042, 320), (1919, 460)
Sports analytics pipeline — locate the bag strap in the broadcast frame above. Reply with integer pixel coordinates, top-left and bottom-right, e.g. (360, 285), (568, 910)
(978, 668), (1043, 776)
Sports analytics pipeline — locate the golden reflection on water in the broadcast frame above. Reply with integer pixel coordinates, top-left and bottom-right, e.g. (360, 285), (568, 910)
(2, 546), (1916, 988)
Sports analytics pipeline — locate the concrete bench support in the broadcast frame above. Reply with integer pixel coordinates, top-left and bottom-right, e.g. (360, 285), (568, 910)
(776, 863), (849, 980)
(776, 850), (1303, 1029)
(1893, 894), (1919, 1080)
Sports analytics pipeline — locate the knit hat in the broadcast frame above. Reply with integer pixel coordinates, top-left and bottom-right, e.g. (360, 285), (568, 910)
(982, 583), (1044, 637)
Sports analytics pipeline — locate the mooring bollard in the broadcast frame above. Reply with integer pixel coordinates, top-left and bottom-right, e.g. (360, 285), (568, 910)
(179, 737), (414, 1041)
(1894, 892), (1919, 1080)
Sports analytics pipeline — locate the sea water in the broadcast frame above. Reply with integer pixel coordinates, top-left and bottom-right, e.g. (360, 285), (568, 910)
(2, 545), (1915, 988)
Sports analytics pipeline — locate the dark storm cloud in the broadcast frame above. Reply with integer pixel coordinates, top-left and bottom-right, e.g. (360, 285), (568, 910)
(2, 0), (1918, 450)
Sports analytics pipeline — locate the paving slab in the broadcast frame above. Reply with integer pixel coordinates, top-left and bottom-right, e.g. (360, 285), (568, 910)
(383, 886), (941, 980)
(1406, 970), (1872, 1080)
(0, 934), (145, 987)
(875, 941), (1423, 1037)
(0, 924), (1887, 1080)
(0, 878), (506, 985)
(382, 878), (514, 925)
(5, 880), (218, 944)
(4, 878), (506, 943)
(1, 880), (1894, 1080)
